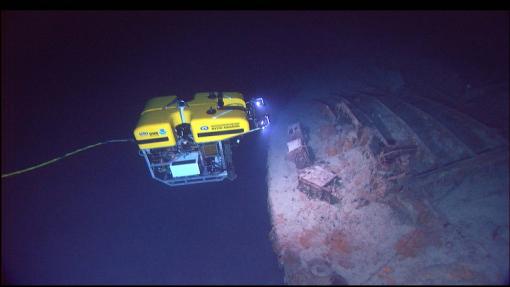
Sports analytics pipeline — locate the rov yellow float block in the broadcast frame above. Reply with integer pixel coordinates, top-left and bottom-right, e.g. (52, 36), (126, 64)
(189, 92), (249, 143)
(190, 106), (249, 143)
(133, 92), (251, 149)
(134, 95), (178, 149)
(141, 95), (177, 115)
(134, 109), (177, 149)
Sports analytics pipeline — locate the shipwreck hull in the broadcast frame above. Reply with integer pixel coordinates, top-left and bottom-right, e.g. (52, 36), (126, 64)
(267, 87), (508, 285)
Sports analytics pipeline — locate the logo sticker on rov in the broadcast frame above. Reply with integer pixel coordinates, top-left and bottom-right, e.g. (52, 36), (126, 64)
(139, 130), (165, 137)
(200, 126), (209, 131)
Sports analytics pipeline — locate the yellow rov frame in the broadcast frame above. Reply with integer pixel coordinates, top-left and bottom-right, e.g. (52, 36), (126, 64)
(133, 92), (269, 186)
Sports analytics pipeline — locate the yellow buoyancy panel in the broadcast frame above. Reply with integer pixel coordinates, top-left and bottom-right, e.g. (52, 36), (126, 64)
(134, 109), (176, 149)
(134, 92), (250, 149)
(141, 95), (177, 115)
(189, 92), (249, 143)
(134, 95), (179, 149)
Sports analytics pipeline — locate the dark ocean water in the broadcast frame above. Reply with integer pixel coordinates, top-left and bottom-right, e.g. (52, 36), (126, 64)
(1, 11), (507, 284)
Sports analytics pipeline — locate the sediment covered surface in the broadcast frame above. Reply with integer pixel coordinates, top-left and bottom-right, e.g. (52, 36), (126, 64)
(266, 63), (509, 285)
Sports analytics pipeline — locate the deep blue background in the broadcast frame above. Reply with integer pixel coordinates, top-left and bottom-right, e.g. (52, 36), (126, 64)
(1, 11), (508, 284)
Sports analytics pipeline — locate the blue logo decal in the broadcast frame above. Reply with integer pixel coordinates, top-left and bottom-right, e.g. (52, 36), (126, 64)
(159, 129), (167, 135)
(200, 126), (209, 131)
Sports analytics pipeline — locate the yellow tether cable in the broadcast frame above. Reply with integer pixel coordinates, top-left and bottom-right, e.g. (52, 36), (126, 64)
(2, 138), (135, 179)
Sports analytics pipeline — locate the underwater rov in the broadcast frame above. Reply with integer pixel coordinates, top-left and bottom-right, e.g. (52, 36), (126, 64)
(133, 92), (270, 186)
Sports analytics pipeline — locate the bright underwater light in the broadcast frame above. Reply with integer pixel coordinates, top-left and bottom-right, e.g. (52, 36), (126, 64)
(253, 97), (265, 107)
(259, 115), (270, 128)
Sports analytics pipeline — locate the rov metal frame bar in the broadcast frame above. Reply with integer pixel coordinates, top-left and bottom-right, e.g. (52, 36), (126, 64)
(139, 141), (233, 186)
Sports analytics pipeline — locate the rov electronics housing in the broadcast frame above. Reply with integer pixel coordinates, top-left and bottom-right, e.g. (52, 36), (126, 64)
(133, 92), (269, 186)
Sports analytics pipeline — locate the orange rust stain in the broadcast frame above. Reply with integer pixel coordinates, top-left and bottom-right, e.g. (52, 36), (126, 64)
(447, 264), (476, 281)
(325, 145), (339, 156)
(274, 213), (286, 226)
(328, 230), (354, 255)
(394, 228), (428, 259)
(298, 227), (323, 249)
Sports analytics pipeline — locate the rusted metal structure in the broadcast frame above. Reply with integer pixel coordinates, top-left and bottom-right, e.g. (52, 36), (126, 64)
(286, 122), (312, 169)
(268, 88), (508, 285)
(297, 165), (339, 204)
